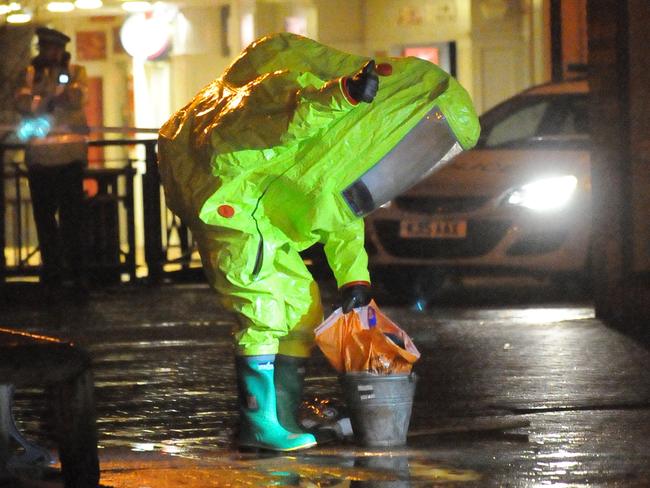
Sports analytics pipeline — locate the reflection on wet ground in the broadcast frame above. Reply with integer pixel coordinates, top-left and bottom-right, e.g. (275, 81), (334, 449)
(2, 282), (650, 486)
(99, 448), (481, 487)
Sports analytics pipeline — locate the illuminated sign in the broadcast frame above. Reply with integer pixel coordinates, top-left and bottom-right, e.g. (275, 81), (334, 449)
(120, 6), (176, 60)
(403, 46), (440, 64)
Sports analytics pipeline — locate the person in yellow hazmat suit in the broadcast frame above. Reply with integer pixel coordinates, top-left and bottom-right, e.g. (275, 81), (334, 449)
(158, 33), (480, 451)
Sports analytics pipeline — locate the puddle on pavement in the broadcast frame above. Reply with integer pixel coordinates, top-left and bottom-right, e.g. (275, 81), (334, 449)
(99, 448), (480, 487)
(7, 310), (519, 486)
(12, 373), (482, 487)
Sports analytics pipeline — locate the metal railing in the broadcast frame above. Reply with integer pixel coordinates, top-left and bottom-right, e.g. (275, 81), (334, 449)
(1, 133), (200, 285)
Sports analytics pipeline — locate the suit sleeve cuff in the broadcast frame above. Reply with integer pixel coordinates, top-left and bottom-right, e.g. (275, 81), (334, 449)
(339, 280), (371, 290)
(339, 77), (359, 106)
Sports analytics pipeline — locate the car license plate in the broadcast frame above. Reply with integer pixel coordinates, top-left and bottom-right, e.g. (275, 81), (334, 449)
(399, 219), (468, 239)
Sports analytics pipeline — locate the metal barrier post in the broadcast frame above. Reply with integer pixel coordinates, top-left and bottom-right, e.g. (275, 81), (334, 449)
(125, 165), (137, 281)
(12, 163), (23, 268)
(142, 140), (162, 283)
(0, 146), (5, 284)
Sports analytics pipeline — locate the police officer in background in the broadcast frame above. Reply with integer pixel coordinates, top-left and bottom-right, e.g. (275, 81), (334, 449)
(15, 27), (89, 302)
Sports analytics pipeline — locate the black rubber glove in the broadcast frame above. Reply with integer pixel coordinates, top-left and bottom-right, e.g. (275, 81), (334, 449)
(341, 282), (372, 313)
(345, 60), (379, 103)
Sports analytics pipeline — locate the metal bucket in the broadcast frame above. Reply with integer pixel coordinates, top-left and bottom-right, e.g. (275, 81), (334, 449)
(340, 372), (417, 447)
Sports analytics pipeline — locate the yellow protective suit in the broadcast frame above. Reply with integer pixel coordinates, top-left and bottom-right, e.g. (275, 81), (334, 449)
(158, 33), (479, 357)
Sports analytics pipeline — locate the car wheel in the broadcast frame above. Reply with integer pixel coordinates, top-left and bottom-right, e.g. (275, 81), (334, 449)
(575, 247), (595, 299)
(551, 244), (594, 301)
(50, 369), (100, 488)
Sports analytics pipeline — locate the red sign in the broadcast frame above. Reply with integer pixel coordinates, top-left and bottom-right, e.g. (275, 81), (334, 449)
(403, 46), (440, 65)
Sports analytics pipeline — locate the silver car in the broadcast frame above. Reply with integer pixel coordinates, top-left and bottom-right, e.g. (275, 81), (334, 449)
(364, 79), (592, 300)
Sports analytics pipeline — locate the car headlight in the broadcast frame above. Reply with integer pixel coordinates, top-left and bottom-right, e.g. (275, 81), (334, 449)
(506, 175), (578, 211)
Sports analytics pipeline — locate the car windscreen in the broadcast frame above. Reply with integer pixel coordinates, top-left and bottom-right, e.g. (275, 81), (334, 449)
(476, 94), (589, 149)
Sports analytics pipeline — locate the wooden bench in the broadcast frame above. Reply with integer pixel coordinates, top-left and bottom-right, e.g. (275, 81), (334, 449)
(0, 327), (99, 487)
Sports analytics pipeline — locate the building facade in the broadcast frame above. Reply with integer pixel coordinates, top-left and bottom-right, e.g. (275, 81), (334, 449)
(21, 0), (558, 134)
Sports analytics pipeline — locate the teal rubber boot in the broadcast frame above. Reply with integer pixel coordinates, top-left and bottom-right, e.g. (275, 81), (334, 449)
(274, 354), (308, 433)
(236, 355), (317, 451)
(276, 355), (352, 445)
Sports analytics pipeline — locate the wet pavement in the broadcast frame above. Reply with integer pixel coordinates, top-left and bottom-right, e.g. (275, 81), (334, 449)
(1, 281), (650, 487)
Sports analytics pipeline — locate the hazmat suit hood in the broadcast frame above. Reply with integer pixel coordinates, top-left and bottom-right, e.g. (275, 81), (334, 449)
(159, 33), (479, 250)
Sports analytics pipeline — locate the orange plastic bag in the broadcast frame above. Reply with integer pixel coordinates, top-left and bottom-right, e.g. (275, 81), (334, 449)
(314, 301), (420, 374)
